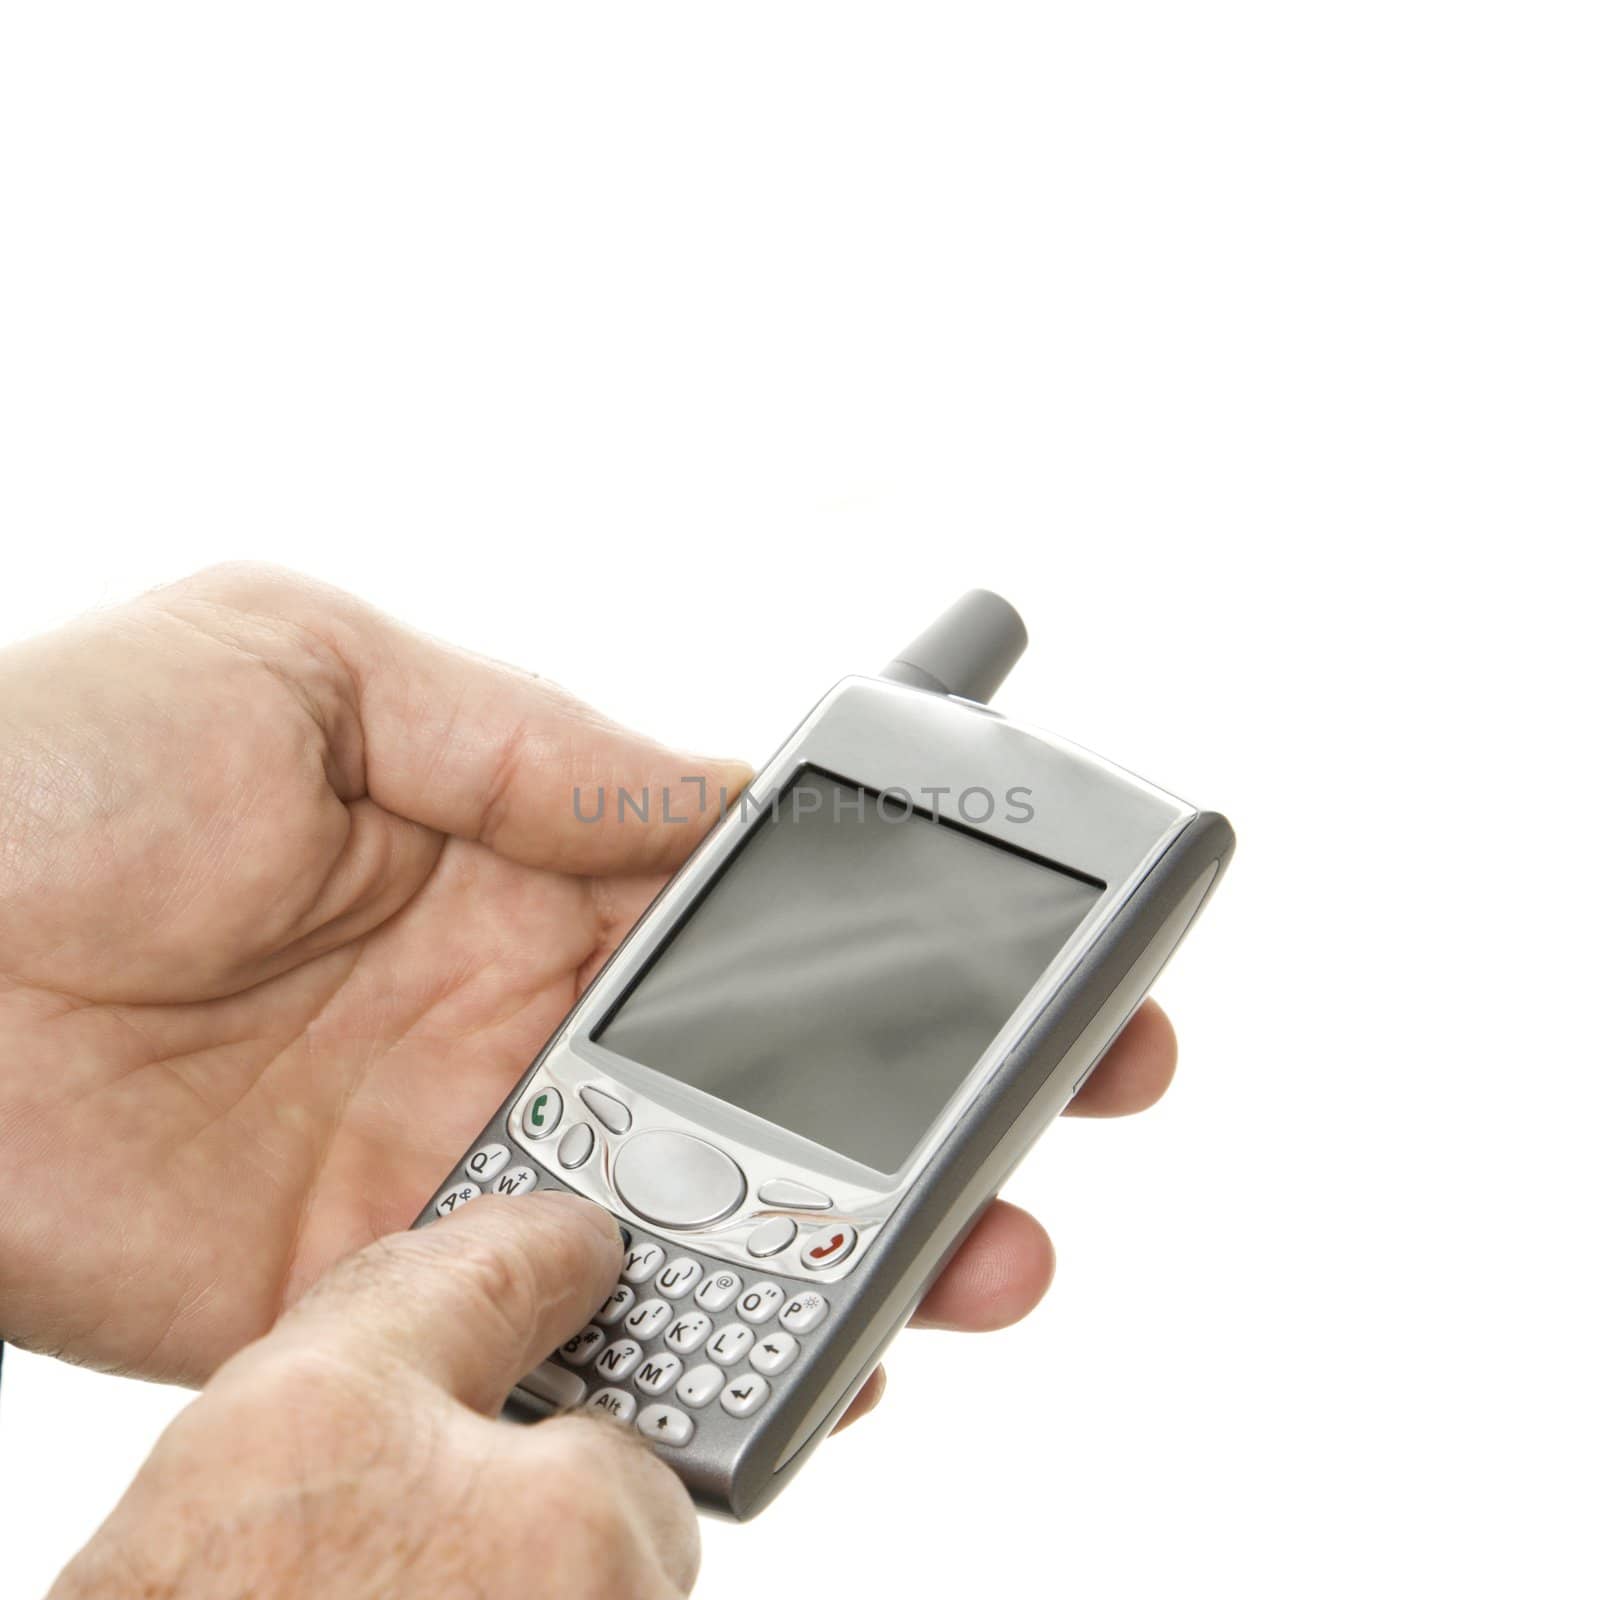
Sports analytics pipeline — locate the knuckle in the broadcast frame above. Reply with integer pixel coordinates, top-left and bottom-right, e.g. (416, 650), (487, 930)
(429, 1194), (612, 1330)
(155, 563), (371, 645)
(166, 560), (310, 607)
(424, 1217), (545, 1334)
(525, 1417), (698, 1597)
(544, 1412), (636, 1482)
(476, 717), (533, 850)
(227, 1339), (376, 1408)
(344, 1211), (553, 1362)
(298, 1232), (416, 1314)
(295, 1220), (541, 1355)
(200, 1342), (392, 1457)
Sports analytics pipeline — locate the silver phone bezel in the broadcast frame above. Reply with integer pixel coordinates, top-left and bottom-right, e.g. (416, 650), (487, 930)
(505, 675), (1195, 1282)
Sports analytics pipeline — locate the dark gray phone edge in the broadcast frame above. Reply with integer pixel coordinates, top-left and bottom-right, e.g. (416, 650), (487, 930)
(411, 595), (1234, 1521)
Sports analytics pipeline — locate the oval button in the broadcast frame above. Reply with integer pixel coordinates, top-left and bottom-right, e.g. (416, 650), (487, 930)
(579, 1085), (632, 1134)
(558, 1123), (595, 1169)
(747, 1216), (797, 1257)
(612, 1130), (747, 1230)
(757, 1178), (832, 1210)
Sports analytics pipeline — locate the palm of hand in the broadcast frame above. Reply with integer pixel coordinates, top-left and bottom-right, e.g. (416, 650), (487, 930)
(9, 833), (658, 1385)
(1, 567), (1179, 1406)
(0, 570), (726, 1383)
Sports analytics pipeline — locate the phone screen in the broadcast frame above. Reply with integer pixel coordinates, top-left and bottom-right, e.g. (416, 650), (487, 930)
(594, 770), (1100, 1173)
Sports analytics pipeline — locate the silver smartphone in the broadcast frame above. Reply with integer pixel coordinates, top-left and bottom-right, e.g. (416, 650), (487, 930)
(413, 592), (1234, 1520)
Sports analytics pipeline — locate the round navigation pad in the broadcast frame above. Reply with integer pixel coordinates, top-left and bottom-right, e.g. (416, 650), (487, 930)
(612, 1130), (747, 1230)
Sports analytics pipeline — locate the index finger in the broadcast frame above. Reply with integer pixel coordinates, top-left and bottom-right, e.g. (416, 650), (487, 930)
(265, 1193), (622, 1414)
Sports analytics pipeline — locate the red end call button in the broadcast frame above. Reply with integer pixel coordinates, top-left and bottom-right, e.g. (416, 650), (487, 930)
(800, 1223), (857, 1271)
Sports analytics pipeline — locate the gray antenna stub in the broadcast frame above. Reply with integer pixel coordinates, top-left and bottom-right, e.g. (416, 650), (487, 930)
(880, 589), (1028, 705)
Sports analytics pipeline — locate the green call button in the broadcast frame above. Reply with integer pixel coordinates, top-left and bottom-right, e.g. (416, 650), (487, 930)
(522, 1087), (563, 1140)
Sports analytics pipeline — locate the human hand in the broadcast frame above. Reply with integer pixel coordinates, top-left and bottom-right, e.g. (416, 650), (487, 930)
(47, 1192), (701, 1600)
(0, 565), (1178, 1411)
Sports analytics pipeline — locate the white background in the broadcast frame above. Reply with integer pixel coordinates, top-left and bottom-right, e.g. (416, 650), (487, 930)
(1, 5), (1596, 1596)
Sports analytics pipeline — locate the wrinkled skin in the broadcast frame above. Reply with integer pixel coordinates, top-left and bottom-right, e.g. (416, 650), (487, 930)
(49, 1194), (709, 1600)
(0, 565), (1179, 1426)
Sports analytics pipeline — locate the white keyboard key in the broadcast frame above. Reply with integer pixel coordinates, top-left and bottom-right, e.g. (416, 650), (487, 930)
(778, 1291), (828, 1334)
(656, 1257), (703, 1299)
(594, 1284), (636, 1327)
(749, 1330), (800, 1376)
(705, 1323), (755, 1367)
(694, 1270), (743, 1313)
(434, 1182), (480, 1217)
(633, 1352), (683, 1396)
(636, 1404), (694, 1447)
(719, 1373), (771, 1418)
(587, 1387), (636, 1423)
(746, 1217), (797, 1257)
(624, 1298), (672, 1340)
(736, 1281), (785, 1324)
(558, 1325), (606, 1366)
(518, 1361), (586, 1410)
(465, 1144), (510, 1182)
(663, 1310), (713, 1355)
(487, 1165), (536, 1197)
(675, 1364), (725, 1409)
(593, 1339), (643, 1382)
(622, 1242), (667, 1284)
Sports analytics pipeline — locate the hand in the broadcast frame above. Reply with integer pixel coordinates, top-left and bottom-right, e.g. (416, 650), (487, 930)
(0, 565), (1178, 1410)
(48, 1192), (701, 1600)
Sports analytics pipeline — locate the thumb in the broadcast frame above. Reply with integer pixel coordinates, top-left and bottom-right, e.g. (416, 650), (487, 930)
(161, 565), (752, 877)
(261, 1193), (622, 1414)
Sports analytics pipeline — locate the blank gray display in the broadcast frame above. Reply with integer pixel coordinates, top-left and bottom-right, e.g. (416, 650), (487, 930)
(595, 772), (1101, 1173)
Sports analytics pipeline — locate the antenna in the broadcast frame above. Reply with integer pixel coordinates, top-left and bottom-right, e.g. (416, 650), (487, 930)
(880, 589), (1028, 704)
